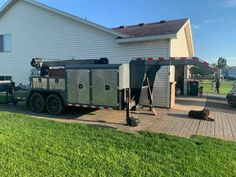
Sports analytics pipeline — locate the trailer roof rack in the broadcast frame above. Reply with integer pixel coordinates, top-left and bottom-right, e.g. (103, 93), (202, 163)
(132, 57), (217, 73)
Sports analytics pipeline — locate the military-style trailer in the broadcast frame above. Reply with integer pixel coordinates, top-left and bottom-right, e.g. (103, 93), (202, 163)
(10, 57), (215, 115)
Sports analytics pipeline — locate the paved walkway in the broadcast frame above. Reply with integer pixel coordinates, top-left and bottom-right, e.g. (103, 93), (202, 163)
(0, 95), (236, 142)
(126, 95), (236, 142)
(74, 95), (236, 142)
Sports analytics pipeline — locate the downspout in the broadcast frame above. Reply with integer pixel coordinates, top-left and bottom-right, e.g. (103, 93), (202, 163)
(168, 39), (172, 108)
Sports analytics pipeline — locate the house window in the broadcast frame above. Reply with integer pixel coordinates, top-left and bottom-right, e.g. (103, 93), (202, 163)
(0, 34), (11, 52)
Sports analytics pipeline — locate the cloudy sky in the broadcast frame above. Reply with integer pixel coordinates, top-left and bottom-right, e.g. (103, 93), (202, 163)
(0, 0), (235, 65)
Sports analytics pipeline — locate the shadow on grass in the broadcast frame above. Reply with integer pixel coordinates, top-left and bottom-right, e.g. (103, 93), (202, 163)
(87, 124), (118, 130)
(79, 118), (126, 126)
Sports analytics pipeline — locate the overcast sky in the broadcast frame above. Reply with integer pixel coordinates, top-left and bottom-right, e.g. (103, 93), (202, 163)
(0, 0), (235, 65)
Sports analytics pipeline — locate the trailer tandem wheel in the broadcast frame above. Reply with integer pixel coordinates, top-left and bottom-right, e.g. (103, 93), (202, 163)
(46, 94), (64, 115)
(29, 93), (45, 113)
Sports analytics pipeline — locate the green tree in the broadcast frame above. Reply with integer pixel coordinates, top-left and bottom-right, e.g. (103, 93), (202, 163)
(190, 66), (212, 78)
(217, 57), (227, 70)
(198, 67), (212, 76)
(190, 66), (199, 76)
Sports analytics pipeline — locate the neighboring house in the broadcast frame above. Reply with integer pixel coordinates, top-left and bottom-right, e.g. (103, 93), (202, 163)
(0, 0), (197, 107)
(224, 67), (236, 79)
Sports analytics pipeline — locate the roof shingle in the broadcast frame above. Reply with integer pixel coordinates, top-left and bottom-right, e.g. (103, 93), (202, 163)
(112, 19), (188, 37)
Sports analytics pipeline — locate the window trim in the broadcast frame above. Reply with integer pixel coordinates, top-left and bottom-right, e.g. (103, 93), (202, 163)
(0, 33), (12, 53)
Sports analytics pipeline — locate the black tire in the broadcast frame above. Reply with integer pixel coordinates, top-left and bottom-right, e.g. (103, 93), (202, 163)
(13, 101), (17, 106)
(229, 103), (236, 108)
(30, 93), (45, 113)
(46, 94), (64, 115)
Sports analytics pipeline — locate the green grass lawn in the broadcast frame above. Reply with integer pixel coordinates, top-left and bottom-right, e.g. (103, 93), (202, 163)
(0, 94), (13, 102)
(200, 79), (233, 95)
(0, 112), (235, 176)
(0, 94), (8, 101)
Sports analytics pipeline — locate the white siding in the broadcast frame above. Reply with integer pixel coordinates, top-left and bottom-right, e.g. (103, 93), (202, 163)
(0, 1), (169, 84)
(228, 70), (236, 79)
(153, 66), (175, 108)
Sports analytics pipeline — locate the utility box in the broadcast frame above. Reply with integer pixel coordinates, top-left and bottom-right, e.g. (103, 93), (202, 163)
(119, 64), (129, 90)
(64, 64), (129, 108)
(91, 69), (118, 106)
(49, 78), (65, 90)
(67, 69), (90, 104)
(32, 77), (48, 89)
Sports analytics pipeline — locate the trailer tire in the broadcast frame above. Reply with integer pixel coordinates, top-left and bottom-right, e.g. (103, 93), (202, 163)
(46, 94), (64, 115)
(13, 101), (17, 106)
(30, 93), (45, 113)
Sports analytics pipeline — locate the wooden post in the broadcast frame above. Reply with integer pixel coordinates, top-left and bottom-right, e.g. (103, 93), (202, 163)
(126, 88), (129, 123)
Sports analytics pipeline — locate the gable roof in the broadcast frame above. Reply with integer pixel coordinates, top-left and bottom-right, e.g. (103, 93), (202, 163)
(112, 19), (188, 37)
(0, 0), (130, 38)
(113, 19), (194, 56)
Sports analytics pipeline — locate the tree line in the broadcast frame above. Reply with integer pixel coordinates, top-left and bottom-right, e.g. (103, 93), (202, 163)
(190, 57), (227, 77)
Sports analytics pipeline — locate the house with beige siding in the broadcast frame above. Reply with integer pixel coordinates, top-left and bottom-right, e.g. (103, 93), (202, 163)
(0, 0), (195, 107)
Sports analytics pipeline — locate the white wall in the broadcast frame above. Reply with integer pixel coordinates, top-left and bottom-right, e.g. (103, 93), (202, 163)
(0, 0), (169, 84)
(153, 66), (175, 108)
(228, 70), (236, 79)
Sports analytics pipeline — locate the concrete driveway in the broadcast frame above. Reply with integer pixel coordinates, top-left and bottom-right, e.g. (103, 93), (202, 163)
(0, 95), (236, 141)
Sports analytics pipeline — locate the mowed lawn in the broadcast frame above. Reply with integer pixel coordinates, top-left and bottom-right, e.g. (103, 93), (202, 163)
(0, 112), (235, 176)
(200, 79), (233, 95)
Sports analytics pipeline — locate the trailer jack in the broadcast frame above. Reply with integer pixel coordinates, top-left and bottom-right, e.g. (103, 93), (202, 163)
(126, 88), (140, 127)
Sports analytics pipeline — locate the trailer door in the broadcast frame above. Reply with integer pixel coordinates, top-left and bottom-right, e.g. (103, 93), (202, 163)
(67, 69), (90, 104)
(91, 69), (118, 107)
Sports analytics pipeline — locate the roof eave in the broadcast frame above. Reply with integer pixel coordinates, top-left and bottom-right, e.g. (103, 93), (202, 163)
(0, 0), (16, 15)
(116, 34), (177, 44)
(24, 0), (130, 38)
(0, 0), (130, 38)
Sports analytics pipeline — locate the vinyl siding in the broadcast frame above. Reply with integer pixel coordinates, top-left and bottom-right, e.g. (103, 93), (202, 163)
(170, 27), (189, 57)
(0, 0), (169, 84)
(153, 66), (175, 108)
(228, 70), (236, 79)
(170, 27), (192, 95)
